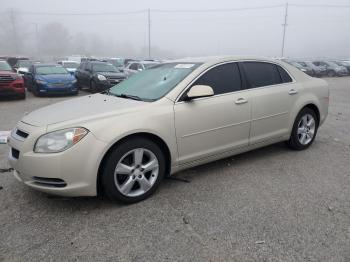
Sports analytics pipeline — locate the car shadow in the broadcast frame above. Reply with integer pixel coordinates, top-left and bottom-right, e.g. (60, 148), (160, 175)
(22, 142), (294, 210)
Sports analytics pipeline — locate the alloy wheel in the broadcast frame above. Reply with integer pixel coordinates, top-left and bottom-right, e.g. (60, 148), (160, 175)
(297, 114), (316, 145)
(114, 148), (159, 197)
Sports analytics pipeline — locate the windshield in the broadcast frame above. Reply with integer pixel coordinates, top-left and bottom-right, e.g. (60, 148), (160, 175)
(36, 66), (68, 75)
(109, 63), (201, 101)
(93, 63), (119, 72)
(298, 62), (307, 67)
(0, 61), (12, 71)
(107, 59), (124, 68)
(18, 60), (32, 67)
(63, 62), (79, 68)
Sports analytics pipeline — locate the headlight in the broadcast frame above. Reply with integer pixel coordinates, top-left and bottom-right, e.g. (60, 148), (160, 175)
(36, 79), (47, 84)
(97, 74), (107, 81)
(34, 127), (88, 153)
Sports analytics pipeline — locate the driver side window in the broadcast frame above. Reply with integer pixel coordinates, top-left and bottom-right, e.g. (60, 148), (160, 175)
(192, 63), (242, 95)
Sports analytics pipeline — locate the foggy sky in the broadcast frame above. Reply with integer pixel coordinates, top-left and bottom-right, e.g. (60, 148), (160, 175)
(1, 0), (350, 60)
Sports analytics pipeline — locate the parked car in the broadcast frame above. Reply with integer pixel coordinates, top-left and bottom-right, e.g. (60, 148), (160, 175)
(304, 61), (327, 77)
(332, 61), (350, 75)
(58, 60), (80, 75)
(123, 60), (160, 77)
(13, 59), (33, 75)
(7, 56), (329, 203)
(0, 60), (25, 99)
(74, 61), (126, 92)
(23, 64), (78, 96)
(287, 61), (314, 76)
(1, 56), (29, 68)
(312, 61), (348, 77)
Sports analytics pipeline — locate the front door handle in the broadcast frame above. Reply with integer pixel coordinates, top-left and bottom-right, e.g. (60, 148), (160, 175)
(288, 89), (298, 95)
(235, 98), (248, 105)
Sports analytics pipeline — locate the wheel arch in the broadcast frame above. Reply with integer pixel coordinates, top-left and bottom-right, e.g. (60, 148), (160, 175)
(96, 132), (172, 195)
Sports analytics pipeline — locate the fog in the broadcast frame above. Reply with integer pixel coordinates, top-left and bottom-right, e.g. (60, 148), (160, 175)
(1, 0), (350, 60)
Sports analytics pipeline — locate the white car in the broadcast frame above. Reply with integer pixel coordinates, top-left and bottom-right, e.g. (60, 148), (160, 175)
(123, 61), (160, 77)
(8, 56), (329, 203)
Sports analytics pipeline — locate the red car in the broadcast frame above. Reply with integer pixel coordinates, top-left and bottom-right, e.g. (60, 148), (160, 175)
(0, 60), (25, 99)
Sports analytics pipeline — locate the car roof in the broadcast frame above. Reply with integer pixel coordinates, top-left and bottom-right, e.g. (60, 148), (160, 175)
(166, 55), (279, 64)
(34, 63), (63, 67)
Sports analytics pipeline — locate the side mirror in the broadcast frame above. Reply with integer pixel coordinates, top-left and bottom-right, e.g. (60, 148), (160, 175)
(184, 85), (214, 101)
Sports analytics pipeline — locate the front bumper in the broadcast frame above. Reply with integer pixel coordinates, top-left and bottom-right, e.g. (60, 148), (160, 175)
(7, 121), (107, 197)
(37, 82), (78, 95)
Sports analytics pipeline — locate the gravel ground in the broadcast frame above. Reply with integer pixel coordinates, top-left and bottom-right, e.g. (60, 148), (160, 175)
(0, 78), (349, 262)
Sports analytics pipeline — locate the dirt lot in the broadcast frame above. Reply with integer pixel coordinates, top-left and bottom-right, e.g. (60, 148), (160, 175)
(0, 78), (349, 261)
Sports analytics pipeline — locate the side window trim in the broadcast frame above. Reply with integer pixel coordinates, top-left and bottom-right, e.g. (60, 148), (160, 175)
(176, 61), (244, 103)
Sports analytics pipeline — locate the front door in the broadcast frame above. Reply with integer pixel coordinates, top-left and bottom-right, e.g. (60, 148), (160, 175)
(174, 62), (251, 164)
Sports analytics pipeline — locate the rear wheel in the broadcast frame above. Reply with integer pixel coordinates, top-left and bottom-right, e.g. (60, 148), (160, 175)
(101, 138), (165, 203)
(287, 108), (318, 150)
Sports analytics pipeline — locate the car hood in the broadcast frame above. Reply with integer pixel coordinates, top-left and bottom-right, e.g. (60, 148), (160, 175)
(96, 72), (126, 78)
(36, 74), (74, 83)
(0, 70), (17, 75)
(21, 93), (147, 127)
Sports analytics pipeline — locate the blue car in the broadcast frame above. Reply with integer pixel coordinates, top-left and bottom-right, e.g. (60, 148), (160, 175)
(24, 64), (78, 96)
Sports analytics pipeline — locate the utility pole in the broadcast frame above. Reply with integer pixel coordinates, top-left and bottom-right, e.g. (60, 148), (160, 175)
(9, 9), (19, 54)
(281, 2), (289, 57)
(148, 8), (151, 59)
(33, 23), (39, 55)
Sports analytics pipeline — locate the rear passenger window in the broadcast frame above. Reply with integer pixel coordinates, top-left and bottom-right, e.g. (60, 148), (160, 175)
(243, 62), (282, 88)
(192, 63), (242, 95)
(277, 66), (292, 83)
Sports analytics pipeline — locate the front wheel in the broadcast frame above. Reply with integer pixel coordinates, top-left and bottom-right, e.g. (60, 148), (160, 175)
(101, 138), (165, 203)
(287, 108), (318, 150)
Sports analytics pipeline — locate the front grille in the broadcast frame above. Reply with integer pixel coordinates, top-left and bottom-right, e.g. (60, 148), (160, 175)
(0, 75), (14, 84)
(32, 177), (67, 188)
(16, 129), (29, 139)
(11, 148), (20, 159)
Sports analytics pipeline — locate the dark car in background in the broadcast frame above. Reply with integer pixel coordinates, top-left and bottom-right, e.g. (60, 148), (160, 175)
(0, 60), (25, 99)
(312, 61), (348, 77)
(103, 58), (125, 71)
(74, 61), (126, 92)
(24, 64), (78, 96)
(13, 60), (33, 75)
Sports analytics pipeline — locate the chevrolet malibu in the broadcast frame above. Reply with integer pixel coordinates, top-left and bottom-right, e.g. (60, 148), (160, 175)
(8, 56), (329, 203)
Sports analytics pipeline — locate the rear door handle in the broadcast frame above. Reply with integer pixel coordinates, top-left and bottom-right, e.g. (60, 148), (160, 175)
(235, 98), (248, 105)
(288, 89), (298, 95)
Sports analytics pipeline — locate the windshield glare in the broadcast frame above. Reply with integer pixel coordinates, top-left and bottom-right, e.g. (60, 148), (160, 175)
(109, 62), (201, 101)
(36, 66), (68, 75)
(93, 63), (118, 72)
(144, 63), (158, 69)
(0, 61), (12, 71)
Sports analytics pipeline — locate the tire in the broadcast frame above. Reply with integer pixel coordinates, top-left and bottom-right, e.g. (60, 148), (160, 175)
(101, 138), (166, 203)
(18, 92), (26, 100)
(287, 107), (319, 150)
(90, 80), (98, 93)
(76, 79), (82, 90)
(327, 70), (336, 77)
(32, 84), (41, 97)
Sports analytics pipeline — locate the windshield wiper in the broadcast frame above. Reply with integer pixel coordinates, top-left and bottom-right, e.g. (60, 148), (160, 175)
(117, 93), (143, 101)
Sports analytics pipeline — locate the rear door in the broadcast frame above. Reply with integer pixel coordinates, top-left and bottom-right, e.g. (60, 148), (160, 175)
(241, 61), (299, 144)
(174, 62), (251, 164)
